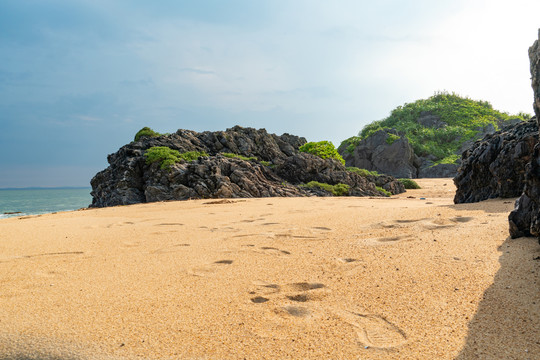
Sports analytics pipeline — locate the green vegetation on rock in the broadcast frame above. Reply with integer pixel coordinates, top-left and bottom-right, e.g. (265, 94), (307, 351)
(135, 127), (162, 142)
(299, 141), (345, 165)
(398, 178), (421, 189)
(432, 154), (460, 167)
(145, 147), (207, 170)
(385, 133), (401, 145)
(342, 92), (531, 161)
(220, 152), (258, 162)
(302, 181), (350, 196)
(346, 167), (380, 177)
(376, 186), (392, 197)
(178, 151), (208, 162)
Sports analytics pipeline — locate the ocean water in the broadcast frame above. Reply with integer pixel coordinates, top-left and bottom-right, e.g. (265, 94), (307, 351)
(0, 188), (92, 219)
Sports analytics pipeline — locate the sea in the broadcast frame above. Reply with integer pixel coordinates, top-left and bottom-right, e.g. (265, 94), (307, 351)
(0, 188), (92, 219)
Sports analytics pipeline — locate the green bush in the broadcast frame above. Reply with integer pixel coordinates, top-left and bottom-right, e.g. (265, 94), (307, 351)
(303, 181), (350, 196)
(355, 92), (531, 162)
(376, 186), (392, 197)
(385, 133), (401, 145)
(299, 141), (345, 165)
(178, 151), (208, 162)
(135, 127), (162, 142)
(398, 178), (421, 189)
(432, 154), (460, 166)
(145, 146), (181, 170)
(145, 147), (207, 170)
(346, 167), (380, 177)
(339, 136), (361, 154)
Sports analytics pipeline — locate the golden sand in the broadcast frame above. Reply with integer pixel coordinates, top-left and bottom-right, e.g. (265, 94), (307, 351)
(0, 178), (538, 359)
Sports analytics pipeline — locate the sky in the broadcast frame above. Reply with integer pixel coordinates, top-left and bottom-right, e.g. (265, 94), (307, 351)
(1, 0), (540, 187)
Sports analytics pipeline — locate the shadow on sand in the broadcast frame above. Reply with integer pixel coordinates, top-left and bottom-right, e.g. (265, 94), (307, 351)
(455, 235), (540, 359)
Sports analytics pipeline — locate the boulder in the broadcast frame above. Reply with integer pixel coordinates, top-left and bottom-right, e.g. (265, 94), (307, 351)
(339, 129), (419, 178)
(454, 118), (538, 203)
(509, 29), (540, 242)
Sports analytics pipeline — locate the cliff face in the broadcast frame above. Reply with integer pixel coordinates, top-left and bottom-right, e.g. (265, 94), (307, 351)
(509, 30), (540, 242)
(90, 126), (405, 207)
(454, 119), (538, 204)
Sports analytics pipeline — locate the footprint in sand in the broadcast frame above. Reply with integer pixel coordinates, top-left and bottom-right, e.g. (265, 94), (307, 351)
(450, 216), (474, 223)
(359, 235), (414, 246)
(189, 259), (234, 277)
(332, 309), (407, 349)
(257, 246), (291, 256)
(152, 243), (191, 254)
(249, 281), (329, 317)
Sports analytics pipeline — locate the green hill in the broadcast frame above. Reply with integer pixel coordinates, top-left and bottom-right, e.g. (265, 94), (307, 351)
(341, 92), (531, 164)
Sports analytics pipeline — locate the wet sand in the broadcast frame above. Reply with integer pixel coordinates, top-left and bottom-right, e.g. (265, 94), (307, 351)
(0, 178), (538, 359)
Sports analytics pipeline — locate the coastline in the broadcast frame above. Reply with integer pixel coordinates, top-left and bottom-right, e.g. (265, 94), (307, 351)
(0, 187), (91, 219)
(0, 178), (538, 359)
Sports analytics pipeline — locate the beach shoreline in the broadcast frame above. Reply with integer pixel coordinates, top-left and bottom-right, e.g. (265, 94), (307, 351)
(1, 178), (539, 359)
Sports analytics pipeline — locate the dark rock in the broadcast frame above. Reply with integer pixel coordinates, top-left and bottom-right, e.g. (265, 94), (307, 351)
(339, 129), (419, 178)
(418, 161), (461, 178)
(509, 29), (540, 242)
(454, 118), (538, 203)
(90, 126), (406, 207)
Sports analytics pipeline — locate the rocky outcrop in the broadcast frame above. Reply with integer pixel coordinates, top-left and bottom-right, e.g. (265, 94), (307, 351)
(509, 30), (540, 241)
(454, 118), (538, 203)
(339, 129), (420, 178)
(91, 126), (405, 207)
(338, 128), (460, 178)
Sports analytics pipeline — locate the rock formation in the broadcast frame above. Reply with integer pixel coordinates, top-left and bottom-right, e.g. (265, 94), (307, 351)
(454, 118), (538, 203)
(91, 126), (405, 207)
(509, 30), (540, 241)
(339, 129), (420, 178)
(338, 128), (461, 179)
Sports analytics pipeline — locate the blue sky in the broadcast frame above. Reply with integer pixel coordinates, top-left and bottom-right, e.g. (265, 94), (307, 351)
(1, 0), (539, 187)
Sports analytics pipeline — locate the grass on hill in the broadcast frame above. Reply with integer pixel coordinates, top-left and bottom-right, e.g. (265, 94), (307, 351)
(341, 91), (531, 161)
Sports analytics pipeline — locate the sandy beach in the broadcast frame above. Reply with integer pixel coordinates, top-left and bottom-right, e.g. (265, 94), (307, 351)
(0, 178), (538, 359)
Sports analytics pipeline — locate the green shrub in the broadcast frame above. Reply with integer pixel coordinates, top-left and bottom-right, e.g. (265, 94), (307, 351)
(339, 136), (361, 154)
(221, 152), (258, 161)
(303, 181), (350, 196)
(299, 141), (345, 165)
(145, 148), (207, 170)
(385, 133), (401, 145)
(398, 178), (421, 189)
(135, 127), (162, 142)
(432, 154), (460, 166)
(145, 146), (181, 170)
(346, 167), (380, 177)
(376, 186), (392, 197)
(178, 151), (208, 162)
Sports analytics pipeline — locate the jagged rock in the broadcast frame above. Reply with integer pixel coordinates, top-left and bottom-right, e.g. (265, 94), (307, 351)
(509, 29), (540, 242)
(339, 129), (419, 178)
(91, 126), (405, 207)
(453, 119), (538, 203)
